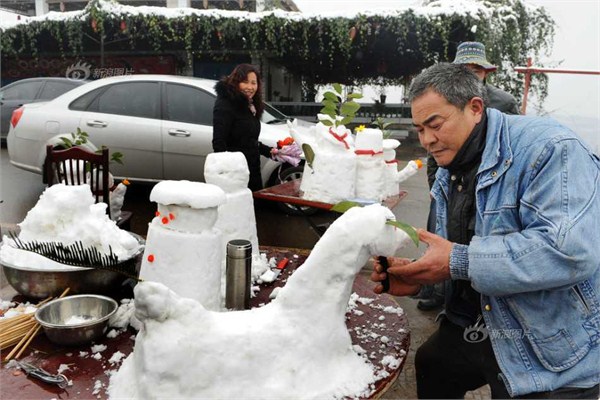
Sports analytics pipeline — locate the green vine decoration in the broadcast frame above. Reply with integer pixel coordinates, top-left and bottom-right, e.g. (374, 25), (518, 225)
(0, 0), (555, 106)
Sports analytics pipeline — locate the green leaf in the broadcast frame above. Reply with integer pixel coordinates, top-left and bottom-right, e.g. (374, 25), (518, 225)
(386, 220), (419, 247)
(60, 137), (73, 148)
(322, 99), (336, 109)
(347, 93), (363, 99)
(320, 104), (336, 113)
(340, 116), (354, 125)
(319, 109), (337, 122)
(332, 83), (343, 94)
(323, 92), (340, 103)
(340, 101), (361, 116)
(320, 119), (334, 126)
(330, 200), (361, 213)
(111, 152), (124, 165)
(302, 143), (315, 169)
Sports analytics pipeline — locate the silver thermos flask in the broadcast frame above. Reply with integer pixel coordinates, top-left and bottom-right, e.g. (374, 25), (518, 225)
(225, 239), (252, 310)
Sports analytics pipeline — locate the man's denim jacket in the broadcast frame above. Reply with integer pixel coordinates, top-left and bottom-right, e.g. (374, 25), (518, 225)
(432, 108), (600, 396)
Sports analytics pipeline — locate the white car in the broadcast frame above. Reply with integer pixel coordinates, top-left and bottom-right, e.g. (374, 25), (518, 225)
(7, 74), (309, 186)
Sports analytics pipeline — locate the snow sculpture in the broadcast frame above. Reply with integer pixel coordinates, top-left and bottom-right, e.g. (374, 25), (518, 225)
(204, 152), (268, 281)
(383, 139), (401, 198)
(108, 204), (413, 400)
(109, 181), (127, 222)
(139, 180), (226, 311)
(0, 184), (139, 269)
(354, 128), (386, 201)
(299, 120), (357, 204)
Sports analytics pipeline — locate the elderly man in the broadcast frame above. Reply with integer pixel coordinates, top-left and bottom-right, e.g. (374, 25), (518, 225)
(419, 41), (520, 311)
(372, 63), (600, 398)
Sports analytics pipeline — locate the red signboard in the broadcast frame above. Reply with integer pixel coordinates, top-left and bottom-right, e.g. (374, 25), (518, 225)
(2, 55), (177, 80)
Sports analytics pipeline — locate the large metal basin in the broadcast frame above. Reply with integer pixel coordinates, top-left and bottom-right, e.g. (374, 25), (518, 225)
(1, 233), (144, 299)
(35, 294), (118, 346)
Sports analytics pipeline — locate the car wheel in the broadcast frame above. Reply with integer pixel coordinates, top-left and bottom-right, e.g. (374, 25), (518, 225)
(269, 164), (318, 216)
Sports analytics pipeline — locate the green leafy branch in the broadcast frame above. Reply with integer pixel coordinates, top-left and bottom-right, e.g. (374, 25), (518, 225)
(371, 117), (393, 139)
(319, 83), (362, 127)
(330, 201), (419, 246)
(59, 128), (124, 165)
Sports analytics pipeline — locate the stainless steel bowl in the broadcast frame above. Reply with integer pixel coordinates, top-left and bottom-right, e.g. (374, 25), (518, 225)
(35, 294), (118, 346)
(1, 233), (144, 299)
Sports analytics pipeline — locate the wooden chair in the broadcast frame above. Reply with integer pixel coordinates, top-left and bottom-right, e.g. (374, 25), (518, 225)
(44, 144), (132, 230)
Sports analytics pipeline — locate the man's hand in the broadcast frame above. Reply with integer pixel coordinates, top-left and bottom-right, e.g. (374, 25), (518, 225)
(371, 257), (421, 297)
(396, 229), (453, 285)
(370, 230), (455, 296)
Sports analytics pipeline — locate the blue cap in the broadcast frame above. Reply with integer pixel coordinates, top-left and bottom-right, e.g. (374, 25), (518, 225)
(453, 41), (497, 71)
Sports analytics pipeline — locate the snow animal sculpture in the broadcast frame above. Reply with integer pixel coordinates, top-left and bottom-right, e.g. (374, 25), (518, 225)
(108, 204), (412, 400)
(287, 118), (316, 150)
(299, 120), (357, 204)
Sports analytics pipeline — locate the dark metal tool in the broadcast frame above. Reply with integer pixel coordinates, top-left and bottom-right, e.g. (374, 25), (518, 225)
(15, 361), (68, 388)
(7, 231), (141, 281)
(378, 256), (390, 293)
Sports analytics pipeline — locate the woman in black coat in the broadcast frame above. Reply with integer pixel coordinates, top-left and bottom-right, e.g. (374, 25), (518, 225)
(212, 64), (274, 191)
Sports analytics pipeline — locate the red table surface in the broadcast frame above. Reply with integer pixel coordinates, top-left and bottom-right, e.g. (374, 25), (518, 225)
(1, 246), (410, 399)
(253, 179), (407, 211)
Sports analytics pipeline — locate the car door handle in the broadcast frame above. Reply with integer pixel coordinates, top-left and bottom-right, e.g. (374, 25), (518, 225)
(87, 120), (107, 128)
(168, 129), (191, 137)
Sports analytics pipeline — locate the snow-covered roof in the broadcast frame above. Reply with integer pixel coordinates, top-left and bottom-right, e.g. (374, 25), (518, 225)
(0, 0), (517, 31)
(0, 8), (30, 26)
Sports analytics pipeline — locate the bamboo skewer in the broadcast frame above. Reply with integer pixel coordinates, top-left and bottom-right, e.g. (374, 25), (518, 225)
(0, 296), (52, 331)
(0, 316), (35, 332)
(15, 325), (42, 359)
(3, 323), (37, 361)
(1, 330), (37, 348)
(1, 318), (35, 336)
(2, 288), (70, 362)
(0, 313), (34, 329)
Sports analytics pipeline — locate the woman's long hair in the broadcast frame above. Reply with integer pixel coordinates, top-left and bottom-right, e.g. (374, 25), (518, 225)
(224, 63), (264, 118)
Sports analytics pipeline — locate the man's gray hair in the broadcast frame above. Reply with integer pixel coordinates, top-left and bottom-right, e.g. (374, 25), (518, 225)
(407, 63), (486, 109)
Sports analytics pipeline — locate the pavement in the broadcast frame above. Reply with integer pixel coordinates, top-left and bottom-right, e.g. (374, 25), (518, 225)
(0, 142), (492, 399)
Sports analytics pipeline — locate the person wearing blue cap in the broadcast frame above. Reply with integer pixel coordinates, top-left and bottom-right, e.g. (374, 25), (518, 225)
(418, 41), (520, 312)
(372, 62), (600, 399)
(453, 41), (520, 115)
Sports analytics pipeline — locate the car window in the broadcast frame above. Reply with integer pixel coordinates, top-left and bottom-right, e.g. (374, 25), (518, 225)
(38, 81), (79, 100)
(1, 81), (43, 101)
(70, 88), (100, 111)
(263, 103), (288, 123)
(91, 82), (159, 119)
(165, 83), (214, 125)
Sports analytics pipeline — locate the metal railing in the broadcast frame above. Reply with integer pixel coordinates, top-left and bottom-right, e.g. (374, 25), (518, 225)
(270, 101), (412, 123)
(270, 101), (415, 140)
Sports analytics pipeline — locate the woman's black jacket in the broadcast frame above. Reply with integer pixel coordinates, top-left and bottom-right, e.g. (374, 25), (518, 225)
(212, 80), (271, 191)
